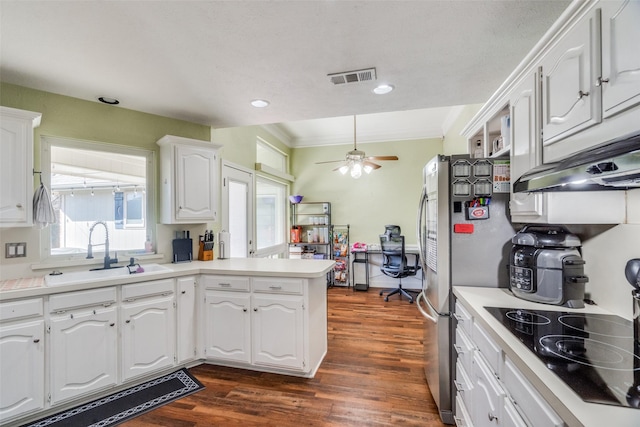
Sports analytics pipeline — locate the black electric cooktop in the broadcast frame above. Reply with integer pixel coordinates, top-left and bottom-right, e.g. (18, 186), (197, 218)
(484, 307), (640, 409)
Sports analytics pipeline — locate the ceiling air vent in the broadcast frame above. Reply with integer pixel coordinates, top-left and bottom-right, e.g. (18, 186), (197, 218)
(328, 68), (377, 85)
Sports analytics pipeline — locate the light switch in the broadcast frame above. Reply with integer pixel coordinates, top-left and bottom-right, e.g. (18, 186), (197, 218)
(5, 242), (26, 258)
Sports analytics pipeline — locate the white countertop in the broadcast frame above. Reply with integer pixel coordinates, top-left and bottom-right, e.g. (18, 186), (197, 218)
(453, 286), (639, 427)
(0, 258), (335, 300)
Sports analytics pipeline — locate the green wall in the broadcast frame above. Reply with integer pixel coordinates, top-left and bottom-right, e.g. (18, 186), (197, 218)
(291, 138), (443, 245)
(1, 83), (210, 154)
(0, 83), (211, 279)
(212, 125), (291, 170)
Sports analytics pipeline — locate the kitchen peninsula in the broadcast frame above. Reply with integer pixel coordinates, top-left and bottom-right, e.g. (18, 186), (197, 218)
(0, 258), (334, 426)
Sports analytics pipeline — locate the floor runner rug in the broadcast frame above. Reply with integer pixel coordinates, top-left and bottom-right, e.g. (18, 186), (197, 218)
(25, 368), (204, 427)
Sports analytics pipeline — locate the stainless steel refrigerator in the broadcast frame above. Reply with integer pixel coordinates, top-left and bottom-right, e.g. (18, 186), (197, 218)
(416, 154), (516, 424)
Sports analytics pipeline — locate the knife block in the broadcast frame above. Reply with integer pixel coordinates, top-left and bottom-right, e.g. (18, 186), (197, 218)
(198, 241), (214, 261)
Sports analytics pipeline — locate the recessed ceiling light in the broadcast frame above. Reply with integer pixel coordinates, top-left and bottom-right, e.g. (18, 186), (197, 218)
(373, 84), (394, 95)
(98, 96), (120, 105)
(251, 99), (270, 108)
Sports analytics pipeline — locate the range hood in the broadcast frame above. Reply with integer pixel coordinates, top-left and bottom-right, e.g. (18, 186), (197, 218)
(513, 133), (640, 193)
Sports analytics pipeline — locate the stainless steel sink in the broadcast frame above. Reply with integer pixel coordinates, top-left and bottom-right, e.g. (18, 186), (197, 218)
(45, 263), (172, 286)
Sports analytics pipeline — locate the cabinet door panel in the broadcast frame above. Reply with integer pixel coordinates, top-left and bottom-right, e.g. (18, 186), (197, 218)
(0, 117), (30, 224)
(601, 0), (640, 117)
(471, 353), (504, 427)
(176, 145), (216, 220)
(541, 11), (601, 144)
(50, 309), (117, 404)
(204, 292), (251, 363)
(252, 294), (304, 370)
(510, 71), (545, 220)
(0, 320), (44, 421)
(177, 276), (197, 363)
(121, 296), (175, 382)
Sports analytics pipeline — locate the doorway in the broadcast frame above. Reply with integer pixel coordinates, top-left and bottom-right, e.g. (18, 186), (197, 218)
(221, 162), (254, 258)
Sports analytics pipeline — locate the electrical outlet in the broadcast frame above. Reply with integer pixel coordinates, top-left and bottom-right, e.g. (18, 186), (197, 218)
(5, 242), (27, 258)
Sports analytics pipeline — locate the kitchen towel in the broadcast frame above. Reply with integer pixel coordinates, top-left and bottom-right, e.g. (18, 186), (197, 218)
(33, 182), (56, 228)
(218, 231), (230, 259)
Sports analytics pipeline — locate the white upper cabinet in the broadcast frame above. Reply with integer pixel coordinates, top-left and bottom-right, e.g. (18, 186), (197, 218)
(540, 8), (601, 146)
(510, 71), (545, 222)
(0, 106), (41, 227)
(157, 135), (222, 224)
(600, 0), (640, 118)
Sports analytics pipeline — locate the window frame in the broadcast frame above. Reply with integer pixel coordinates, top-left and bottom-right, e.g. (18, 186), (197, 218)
(254, 173), (289, 259)
(39, 136), (156, 263)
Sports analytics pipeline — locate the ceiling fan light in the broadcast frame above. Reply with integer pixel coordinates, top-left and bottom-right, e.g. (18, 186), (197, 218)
(350, 162), (362, 179)
(338, 164), (350, 175)
(363, 164), (374, 174)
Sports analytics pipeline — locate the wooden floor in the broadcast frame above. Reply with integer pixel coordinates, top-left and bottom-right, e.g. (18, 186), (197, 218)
(122, 286), (446, 427)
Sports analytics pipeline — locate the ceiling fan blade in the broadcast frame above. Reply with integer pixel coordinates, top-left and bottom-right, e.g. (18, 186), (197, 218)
(315, 159), (345, 165)
(363, 160), (381, 170)
(365, 155), (398, 161)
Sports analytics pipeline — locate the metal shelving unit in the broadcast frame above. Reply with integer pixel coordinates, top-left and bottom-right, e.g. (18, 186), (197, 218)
(332, 224), (350, 288)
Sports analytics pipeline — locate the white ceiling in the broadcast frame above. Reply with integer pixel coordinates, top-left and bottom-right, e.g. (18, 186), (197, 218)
(0, 0), (571, 147)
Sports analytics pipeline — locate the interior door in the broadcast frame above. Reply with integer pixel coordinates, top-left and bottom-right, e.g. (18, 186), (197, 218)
(222, 162), (254, 258)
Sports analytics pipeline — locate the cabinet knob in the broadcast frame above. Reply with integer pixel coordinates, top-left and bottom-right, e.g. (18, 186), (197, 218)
(243, 308), (248, 312)
(33, 338), (40, 343)
(181, 290), (186, 294)
(126, 320), (131, 323)
(110, 323), (115, 327)
(595, 77), (610, 87)
(488, 412), (498, 422)
(254, 308), (258, 312)
(16, 203), (23, 208)
(577, 90), (589, 99)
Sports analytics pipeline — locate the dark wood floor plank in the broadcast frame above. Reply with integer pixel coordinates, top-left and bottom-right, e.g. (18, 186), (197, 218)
(122, 287), (446, 427)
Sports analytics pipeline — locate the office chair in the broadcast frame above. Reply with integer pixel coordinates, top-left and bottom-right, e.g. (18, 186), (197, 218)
(379, 234), (421, 303)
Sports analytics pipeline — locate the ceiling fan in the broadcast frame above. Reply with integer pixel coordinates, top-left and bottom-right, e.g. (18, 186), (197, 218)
(315, 116), (398, 178)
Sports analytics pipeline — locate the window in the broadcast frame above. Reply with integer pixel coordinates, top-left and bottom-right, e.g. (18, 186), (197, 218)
(255, 175), (287, 258)
(41, 136), (155, 259)
(256, 138), (287, 173)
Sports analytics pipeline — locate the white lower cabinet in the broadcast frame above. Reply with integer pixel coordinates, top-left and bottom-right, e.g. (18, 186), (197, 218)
(252, 293), (304, 370)
(176, 276), (198, 364)
(202, 274), (326, 376)
(204, 290), (251, 363)
(0, 298), (45, 423)
(471, 352), (505, 427)
(49, 288), (118, 405)
(121, 279), (176, 382)
(454, 299), (563, 427)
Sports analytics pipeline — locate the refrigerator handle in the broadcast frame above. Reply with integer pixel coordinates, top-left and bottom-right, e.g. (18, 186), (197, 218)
(416, 186), (429, 275)
(416, 291), (438, 323)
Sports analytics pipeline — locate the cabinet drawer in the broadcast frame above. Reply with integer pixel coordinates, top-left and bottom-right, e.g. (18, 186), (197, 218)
(472, 320), (502, 378)
(121, 279), (174, 301)
(503, 357), (563, 427)
(0, 298), (43, 322)
(455, 326), (474, 375)
(201, 275), (250, 292)
(455, 359), (473, 407)
(252, 277), (303, 295)
(0, 298), (44, 322)
(454, 300), (473, 337)
(49, 287), (116, 312)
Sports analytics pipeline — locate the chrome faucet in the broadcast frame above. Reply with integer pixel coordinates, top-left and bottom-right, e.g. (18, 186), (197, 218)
(87, 221), (118, 269)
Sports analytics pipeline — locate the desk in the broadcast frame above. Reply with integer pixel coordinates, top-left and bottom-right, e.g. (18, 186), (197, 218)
(351, 247), (421, 291)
